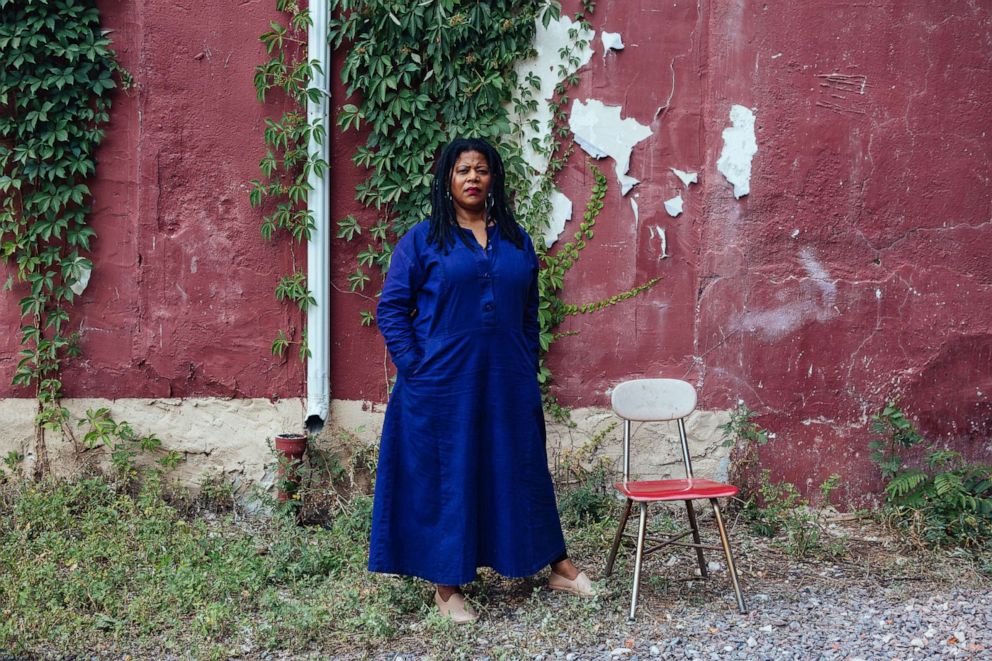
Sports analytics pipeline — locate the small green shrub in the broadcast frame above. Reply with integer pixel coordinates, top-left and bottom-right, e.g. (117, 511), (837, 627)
(558, 466), (613, 527)
(77, 407), (183, 485)
(869, 401), (992, 551)
(735, 469), (844, 560)
(720, 405), (845, 559)
(719, 403), (771, 491)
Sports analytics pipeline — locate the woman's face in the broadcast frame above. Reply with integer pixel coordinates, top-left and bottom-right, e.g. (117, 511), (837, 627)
(449, 150), (491, 216)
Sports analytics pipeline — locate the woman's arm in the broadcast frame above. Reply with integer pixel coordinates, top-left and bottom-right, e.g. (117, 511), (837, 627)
(376, 238), (424, 376)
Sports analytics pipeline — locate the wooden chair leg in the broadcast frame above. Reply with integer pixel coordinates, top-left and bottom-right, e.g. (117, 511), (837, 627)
(685, 499), (707, 577)
(605, 498), (633, 577)
(629, 501), (649, 620)
(710, 498), (747, 614)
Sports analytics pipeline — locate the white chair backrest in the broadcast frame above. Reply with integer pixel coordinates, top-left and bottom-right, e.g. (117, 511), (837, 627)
(611, 379), (697, 421)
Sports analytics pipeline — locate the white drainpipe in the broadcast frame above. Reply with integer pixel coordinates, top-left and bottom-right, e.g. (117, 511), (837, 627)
(306, 0), (330, 428)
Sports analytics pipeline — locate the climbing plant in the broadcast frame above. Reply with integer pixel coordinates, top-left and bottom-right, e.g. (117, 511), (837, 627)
(250, 0), (325, 360)
(0, 0), (120, 476)
(536, 163), (658, 419)
(325, 0), (658, 415)
(328, 0), (566, 284)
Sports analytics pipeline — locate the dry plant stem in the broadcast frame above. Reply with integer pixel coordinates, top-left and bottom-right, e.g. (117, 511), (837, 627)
(33, 400), (49, 481)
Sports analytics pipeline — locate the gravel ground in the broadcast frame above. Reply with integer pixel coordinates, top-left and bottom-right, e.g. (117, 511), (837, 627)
(542, 586), (991, 660)
(345, 516), (991, 661)
(357, 585), (990, 661)
(350, 585), (990, 661)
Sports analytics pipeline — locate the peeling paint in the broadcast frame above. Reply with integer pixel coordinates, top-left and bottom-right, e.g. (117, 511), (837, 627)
(716, 104), (757, 198)
(648, 225), (670, 259)
(543, 191), (574, 248)
(630, 196), (639, 225)
(664, 193), (683, 217)
(511, 15), (594, 247)
(601, 31), (624, 58)
(670, 167), (698, 187)
(513, 15), (594, 174)
(69, 264), (92, 296)
(569, 98), (652, 195)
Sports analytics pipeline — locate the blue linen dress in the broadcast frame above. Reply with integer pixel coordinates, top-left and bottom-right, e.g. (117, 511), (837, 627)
(368, 220), (566, 585)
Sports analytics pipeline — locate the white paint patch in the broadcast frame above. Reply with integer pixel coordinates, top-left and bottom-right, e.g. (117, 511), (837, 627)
(190, 256), (198, 274)
(875, 288), (882, 299)
(791, 228), (800, 239)
(511, 15), (594, 247)
(0, 397), (304, 488)
(69, 264), (91, 296)
(513, 15), (594, 174)
(736, 248), (838, 341)
(664, 193), (683, 217)
(569, 99), (652, 196)
(716, 104), (758, 198)
(671, 168), (698, 188)
(648, 225), (670, 259)
(630, 197), (639, 225)
(542, 191), (574, 248)
(601, 31), (624, 58)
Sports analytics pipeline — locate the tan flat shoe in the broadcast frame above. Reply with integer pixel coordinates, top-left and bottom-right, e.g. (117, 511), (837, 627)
(548, 570), (597, 596)
(434, 589), (479, 624)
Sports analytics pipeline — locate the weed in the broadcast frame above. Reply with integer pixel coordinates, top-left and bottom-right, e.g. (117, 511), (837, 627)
(719, 402), (771, 490)
(1, 451), (24, 479)
(77, 408), (183, 487)
(558, 463), (614, 528)
(869, 401), (992, 552)
(734, 470), (845, 560)
(720, 405), (845, 559)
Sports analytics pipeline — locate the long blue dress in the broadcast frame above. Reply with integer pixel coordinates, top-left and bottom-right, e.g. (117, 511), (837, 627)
(368, 220), (566, 585)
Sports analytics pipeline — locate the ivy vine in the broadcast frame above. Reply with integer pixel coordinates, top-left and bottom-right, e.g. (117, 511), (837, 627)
(0, 0), (120, 476)
(325, 0), (657, 414)
(250, 0), (325, 361)
(247, 0), (657, 415)
(537, 163), (659, 420)
(328, 0), (567, 285)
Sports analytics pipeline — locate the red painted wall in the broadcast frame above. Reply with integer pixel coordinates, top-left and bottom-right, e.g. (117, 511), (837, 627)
(3, 2), (989, 500)
(1, 1), (303, 399)
(329, 1), (992, 500)
(698, 0), (992, 498)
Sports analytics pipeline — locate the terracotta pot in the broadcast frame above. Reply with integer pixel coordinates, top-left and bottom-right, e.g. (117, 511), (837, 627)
(274, 433), (308, 501)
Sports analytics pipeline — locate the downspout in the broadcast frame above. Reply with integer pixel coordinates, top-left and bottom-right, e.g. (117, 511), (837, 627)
(306, 0), (330, 430)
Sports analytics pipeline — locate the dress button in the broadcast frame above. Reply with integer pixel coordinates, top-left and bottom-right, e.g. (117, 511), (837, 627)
(482, 272), (490, 279)
(484, 302), (494, 311)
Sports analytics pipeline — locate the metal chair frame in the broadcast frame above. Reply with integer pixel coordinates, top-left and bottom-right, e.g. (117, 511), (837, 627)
(605, 381), (748, 620)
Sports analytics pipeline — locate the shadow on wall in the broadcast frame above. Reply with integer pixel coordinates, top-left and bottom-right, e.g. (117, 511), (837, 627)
(903, 334), (992, 460)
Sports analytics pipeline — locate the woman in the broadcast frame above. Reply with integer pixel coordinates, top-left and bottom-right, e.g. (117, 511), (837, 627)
(369, 137), (594, 624)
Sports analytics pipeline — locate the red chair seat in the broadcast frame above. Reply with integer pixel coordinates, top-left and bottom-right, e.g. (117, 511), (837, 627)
(615, 478), (739, 502)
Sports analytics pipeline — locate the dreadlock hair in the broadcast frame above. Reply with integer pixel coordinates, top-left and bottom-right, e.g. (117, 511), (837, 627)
(427, 137), (525, 252)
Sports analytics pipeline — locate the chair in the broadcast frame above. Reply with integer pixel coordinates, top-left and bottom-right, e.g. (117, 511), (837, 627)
(604, 378), (747, 619)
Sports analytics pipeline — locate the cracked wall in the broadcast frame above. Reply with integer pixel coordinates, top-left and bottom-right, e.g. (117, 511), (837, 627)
(0, 1), (302, 403)
(330, 1), (992, 501)
(697, 0), (992, 499)
(0, 398), (302, 487)
(1, 1), (989, 500)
